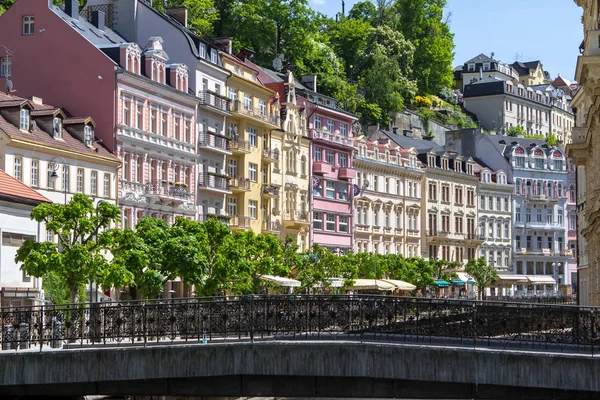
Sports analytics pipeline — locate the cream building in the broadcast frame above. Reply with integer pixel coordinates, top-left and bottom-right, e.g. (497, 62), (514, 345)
(220, 50), (281, 234)
(566, 0), (600, 305)
(418, 150), (482, 264)
(353, 137), (424, 256)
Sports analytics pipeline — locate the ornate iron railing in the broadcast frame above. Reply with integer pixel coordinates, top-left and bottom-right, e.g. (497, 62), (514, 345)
(1, 295), (599, 352)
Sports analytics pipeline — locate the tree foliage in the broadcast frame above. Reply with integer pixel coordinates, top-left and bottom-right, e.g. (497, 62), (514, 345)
(152, 0), (218, 37)
(507, 125), (526, 137)
(465, 257), (497, 300)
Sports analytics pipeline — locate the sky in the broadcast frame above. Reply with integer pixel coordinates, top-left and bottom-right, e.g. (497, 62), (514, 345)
(311, 0), (583, 81)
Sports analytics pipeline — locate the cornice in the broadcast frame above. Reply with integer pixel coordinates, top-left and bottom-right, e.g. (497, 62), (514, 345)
(9, 138), (120, 167)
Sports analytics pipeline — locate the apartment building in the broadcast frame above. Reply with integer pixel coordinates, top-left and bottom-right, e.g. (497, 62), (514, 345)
(218, 48), (281, 234)
(353, 137), (424, 256)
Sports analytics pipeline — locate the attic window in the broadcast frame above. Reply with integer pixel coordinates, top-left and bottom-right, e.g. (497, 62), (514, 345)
(84, 125), (94, 147)
(467, 164), (473, 175)
(53, 117), (62, 139)
(199, 43), (206, 58)
(442, 158), (448, 170)
(210, 49), (217, 64)
(468, 63), (475, 72)
(483, 63), (490, 71)
(19, 108), (29, 131)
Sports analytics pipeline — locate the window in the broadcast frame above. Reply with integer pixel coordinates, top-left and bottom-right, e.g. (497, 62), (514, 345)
(515, 157), (525, 168)
(30, 160), (38, 187)
(161, 111), (167, 135)
(249, 127), (257, 146)
(227, 197), (237, 217)
(13, 157), (22, 181)
(248, 200), (257, 219)
(199, 43), (206, 58)
(259, 100), (266, 116)
(535, 158), (545, 169)
(314, 116), (321, 129)
(504, 198), (509, 211)
(314, 147), (322, 162)
(150, 108), (157, 133)
(339, 184), (348, 200)
(19, 108), (29, 130)
(22, 16), (34, 35)
(210, 49), (217, 64)
(123, 99), (131, 126)
(300, 156), (307, 176)
(553, 159), (563, 170)
(497, 221), (502, 238)
(570, 214), (576, 230)
(373, 209), (379, 227)
(326, 119), (334, 132)
(91, 171), (98, 196)
(103, 173), (110, 197)
(249, 163), (257, 181)
(174, 116), (181, 140)
(62, 165), (69, 192)
(339, 215), (348, 232)
(455, 217), (463, 233)
(244, 94), (252, 110)
(488, 221), (494, 238)
(480, 196), (485, 209)
(326, 181), (335, 199)
(135, 104), (143, 129)
(76, 168), (84, 193)
(339, 153), (347, 167)
(313, 212), (323, 230)
(496, 197), (501, 210)
(2, 232), (35, 247)
(504, 222), (509, 239)
(326, 150), (334, 164)
(340, 123), (347, 137)
(526, 207), (531, 222)
(53, 117), (62, 139)
(326, 214), (336, 231)
(0, 56), (11, 77)
(558, 209), (564, 224)
(84, 125), (93, 146)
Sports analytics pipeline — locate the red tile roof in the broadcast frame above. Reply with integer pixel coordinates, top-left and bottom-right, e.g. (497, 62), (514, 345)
(0, 169), (51, 205)
(0, 93), (117, 161)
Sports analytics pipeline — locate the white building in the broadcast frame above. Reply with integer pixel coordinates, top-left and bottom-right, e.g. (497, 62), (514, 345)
(0, 169), (50, 306)
(353, 137), (424, 257)
(0, 93), (120, 242)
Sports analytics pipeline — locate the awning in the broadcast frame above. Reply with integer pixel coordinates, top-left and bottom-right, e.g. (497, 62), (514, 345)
(434, 280), (451, 288)
(527, 275), (556, 284)
(456, 272), (476, 284)
(381, 279), (417, 291)
(496, 274), (529, 284)
(350, 279), (396, 291)
(451, 279), (465, 287)
(259, 275), (301, 287)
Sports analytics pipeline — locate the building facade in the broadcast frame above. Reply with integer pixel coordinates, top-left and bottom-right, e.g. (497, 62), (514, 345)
(219, 48), (281, 234)
(298, 82), (358, 254)
(0, 170), (50, 306)
(353, 138), (424, 256)
(475, 166), (513, 272)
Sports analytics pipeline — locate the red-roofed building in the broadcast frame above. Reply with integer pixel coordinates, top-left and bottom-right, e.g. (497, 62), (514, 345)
(0, 169), (50, 306)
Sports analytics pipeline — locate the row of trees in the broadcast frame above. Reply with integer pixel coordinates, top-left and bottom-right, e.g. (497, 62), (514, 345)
(16, 195), (497, 304)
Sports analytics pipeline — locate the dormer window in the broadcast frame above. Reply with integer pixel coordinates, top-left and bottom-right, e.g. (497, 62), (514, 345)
(210, 49), (217, 64)
(84, 125), (94, 147)
(442, 158), (448, 170)
(19, 108), (29, 131)
(53, 117), (62, 139)
(199, 44), (206, 58)
(455, 162), (462, 173)
(467, 164), (473, 175)
(428, 155), (435, 166)
(483, 62), (490, 71)
(468, 63), (475, 72)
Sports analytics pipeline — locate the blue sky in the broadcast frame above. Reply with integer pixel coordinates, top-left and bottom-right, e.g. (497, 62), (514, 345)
(312, 0), (583, 81)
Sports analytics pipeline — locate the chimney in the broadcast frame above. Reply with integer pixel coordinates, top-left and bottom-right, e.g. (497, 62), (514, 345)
(65, 0), (79, 18)
(301, 75), (317, 92)
(213, 38), (232, 54)
(479, 67), (483, 80)
(29, 96), (43, 105)
(392, 127), (398, 135)
(91, 10), (106, 31)
(166, 7), (188, 28)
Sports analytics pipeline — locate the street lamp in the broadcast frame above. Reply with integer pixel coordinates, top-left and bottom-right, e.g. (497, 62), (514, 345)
(48, 156), (68, 204)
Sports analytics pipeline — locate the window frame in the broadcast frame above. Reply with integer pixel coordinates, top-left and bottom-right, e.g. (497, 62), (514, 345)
(22, 16), (34, 35)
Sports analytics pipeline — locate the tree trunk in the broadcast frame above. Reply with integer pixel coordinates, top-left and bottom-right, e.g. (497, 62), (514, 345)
(70, 283), (78, 305)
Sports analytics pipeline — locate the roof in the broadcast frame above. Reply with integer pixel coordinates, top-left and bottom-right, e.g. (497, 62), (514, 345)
(465, 53), (496, 64)
(0, 93), (118, 161)
(511, 60), (541, 76)
(51, 4), (126, 48)
(0, 169), (51, 206)
(376, 129), (444, 153)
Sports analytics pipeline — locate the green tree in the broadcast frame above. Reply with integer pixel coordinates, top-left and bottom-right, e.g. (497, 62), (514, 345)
(152, 0), (218, 37)
(15, 194), (131, 304)
(348, 1), (376, 23)
(195, 217), (233, 296)
(388, 256), (434, 289)
(296, 245), (356, 292)
(506, 125), (526, 137)
(395, 0), (454, 94)
(0, 0), (15, 15)
(328, 18), (370, 77)
(547, 131), (558, 146)
(465, 257), (497, 300)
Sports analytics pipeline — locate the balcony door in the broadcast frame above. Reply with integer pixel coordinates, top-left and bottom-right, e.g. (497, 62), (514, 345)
(228, 197), (237, 217)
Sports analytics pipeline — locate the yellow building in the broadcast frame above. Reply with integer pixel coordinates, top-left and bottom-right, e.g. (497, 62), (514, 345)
(511, 60), (551, 86)
(221, 51), (282, 235)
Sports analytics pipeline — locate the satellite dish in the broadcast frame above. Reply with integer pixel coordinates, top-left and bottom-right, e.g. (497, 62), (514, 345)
(491, 52), (495, 58)
(272, 56), (282, 71)
(5, 79), (15, 93)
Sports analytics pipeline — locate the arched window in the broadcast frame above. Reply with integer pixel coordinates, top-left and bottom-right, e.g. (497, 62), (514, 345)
(569, 185), (576, 202)
(515, 178), (522, 194)
(526, 180), (532, 196)
(535, 181), (542, 196)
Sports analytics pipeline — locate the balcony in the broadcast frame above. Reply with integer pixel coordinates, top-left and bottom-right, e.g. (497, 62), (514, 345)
(283, 209), (310, 227)
(262, 184), (280, 198)
(262, 148), (279, 163)
(230, 216), (252, 229)
(198, 213), (231, 224)
(513, 249), (571, 258)
(229, 138), (251, 154)
(144, 181), (192, 204)
(198, 91), (231, 114)
(198, 131), (230, 154)
(229, 176), (251, 192)
(338, 167), (356, 181)
(525, 194), (560, 204)
(232, 100), (280, 127)
(198, 173), (230, 193)
(465, 233), (486, 244)
(313, 161), (332, 175)
(262, 219), (282, 234)
(311, 129), (354, 148)
(426, 230), (465, 242)
(524, 221), (564, 230)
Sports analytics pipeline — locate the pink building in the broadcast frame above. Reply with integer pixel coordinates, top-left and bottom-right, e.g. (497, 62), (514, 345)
(0, 0), (199, 225)
(567, 160), (578, 295)
(297, 81), (358, 254)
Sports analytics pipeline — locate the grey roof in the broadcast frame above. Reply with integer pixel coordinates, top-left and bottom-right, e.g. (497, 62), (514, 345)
(51, 5), (126, 48)
(511, 60), (541, 76)
(376, 129), (444, 153)
(465, 53), (496, 64)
